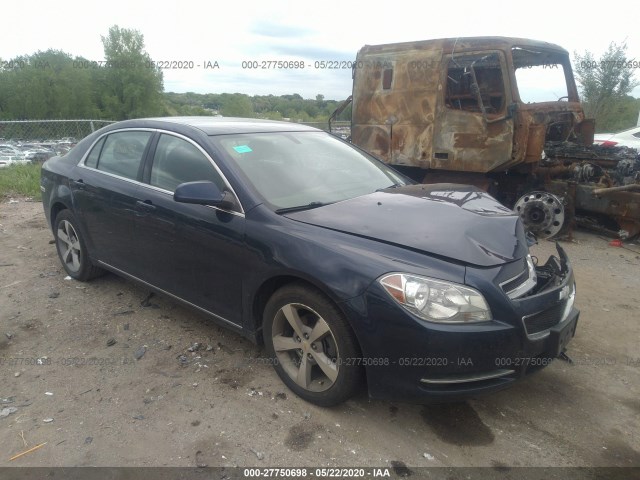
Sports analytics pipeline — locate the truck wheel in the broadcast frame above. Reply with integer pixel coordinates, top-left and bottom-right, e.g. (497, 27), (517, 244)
(514, 191), (565, 238)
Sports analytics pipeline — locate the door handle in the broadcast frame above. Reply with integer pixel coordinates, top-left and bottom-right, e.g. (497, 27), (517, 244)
(72, 179), (86, 190)
(135, 200), (156, 212)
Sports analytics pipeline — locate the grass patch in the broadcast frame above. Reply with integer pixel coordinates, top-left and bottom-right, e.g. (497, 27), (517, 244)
(0, 163), (42, 200)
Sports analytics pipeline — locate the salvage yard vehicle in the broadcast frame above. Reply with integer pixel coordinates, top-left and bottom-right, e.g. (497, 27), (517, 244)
(594, 126), (640, 150)
(41, 117), (579, 406)
(330, 37), (640, 239)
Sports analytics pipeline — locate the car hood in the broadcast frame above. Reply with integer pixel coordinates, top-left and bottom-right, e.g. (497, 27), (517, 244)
(284, 184), (529, 267)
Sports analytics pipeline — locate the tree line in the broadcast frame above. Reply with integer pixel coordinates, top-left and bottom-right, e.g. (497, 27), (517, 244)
(0, 26), (637, 132)
(0, 25), (350, 124)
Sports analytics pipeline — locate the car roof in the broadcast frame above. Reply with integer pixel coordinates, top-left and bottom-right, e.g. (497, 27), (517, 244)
(111, 117), (323, 136)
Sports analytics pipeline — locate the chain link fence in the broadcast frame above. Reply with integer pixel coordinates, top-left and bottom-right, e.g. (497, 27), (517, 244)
(0, 119), (348, 141)
(0, 119), (350, 166)
(0, 120), (109, 165)
(0, 119), (114, 142)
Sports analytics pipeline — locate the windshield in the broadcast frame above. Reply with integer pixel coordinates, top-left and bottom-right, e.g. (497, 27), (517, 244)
(213, 131), (407, 210)
(512, 47), (570, 103)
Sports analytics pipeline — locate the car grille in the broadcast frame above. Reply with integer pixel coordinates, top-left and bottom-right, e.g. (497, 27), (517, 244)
(523, 300), (567, 335)
(501, 268), (529, 294)
(499, 256), (536, 299)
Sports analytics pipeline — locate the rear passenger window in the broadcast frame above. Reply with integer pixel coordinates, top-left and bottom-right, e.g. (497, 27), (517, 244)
(84, 137), (105, 168)
(96, 131), (152, 180)
(150, 134), (225, 192)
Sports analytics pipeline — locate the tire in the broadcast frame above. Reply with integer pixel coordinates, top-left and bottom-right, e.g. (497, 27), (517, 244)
(263, 284), (363, 406)
(53, 210), (104, 281)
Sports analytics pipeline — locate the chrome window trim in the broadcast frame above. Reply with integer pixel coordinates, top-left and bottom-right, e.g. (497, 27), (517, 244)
(76, 127), (245, 216)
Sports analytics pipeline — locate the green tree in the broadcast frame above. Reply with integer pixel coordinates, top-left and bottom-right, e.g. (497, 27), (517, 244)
(99, 25), (164, 119)
(0, 50), (97, 120)
(219, 93), (254, 117)
(574, 42), (639, 131)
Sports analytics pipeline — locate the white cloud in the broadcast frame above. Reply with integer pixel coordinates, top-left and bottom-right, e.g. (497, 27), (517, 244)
(1, 0), (639, 99)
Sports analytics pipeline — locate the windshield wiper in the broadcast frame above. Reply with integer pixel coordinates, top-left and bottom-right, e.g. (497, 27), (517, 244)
(275, 201), (329, 214)
(376, 183), (404, 192)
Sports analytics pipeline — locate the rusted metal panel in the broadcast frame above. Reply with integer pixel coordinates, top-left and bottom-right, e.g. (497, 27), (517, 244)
(352, 49), (440, 168)
(348, 36), (640, 238)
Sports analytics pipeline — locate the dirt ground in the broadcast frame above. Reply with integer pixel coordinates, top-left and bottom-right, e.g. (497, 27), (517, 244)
(0, 198), (639, 470)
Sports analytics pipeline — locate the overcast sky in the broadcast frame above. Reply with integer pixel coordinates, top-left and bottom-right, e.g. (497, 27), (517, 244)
(3, 0), (639, 100)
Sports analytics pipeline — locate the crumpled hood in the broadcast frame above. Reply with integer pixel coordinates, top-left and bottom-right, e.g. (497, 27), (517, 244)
(284, 184), (529, 267)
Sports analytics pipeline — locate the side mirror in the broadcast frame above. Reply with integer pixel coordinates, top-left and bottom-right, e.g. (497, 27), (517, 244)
(174, 181), (236, 210)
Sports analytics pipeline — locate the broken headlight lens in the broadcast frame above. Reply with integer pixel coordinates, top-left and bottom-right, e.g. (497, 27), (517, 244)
(379, 273), (492, 323)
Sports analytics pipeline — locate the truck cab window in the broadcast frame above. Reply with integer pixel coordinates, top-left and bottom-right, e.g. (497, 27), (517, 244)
(445, 52), (505, 114)
(512, 47), (570, 103)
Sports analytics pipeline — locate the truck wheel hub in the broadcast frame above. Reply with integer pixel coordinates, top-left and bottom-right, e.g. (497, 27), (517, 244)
(514, 191), (565, 238)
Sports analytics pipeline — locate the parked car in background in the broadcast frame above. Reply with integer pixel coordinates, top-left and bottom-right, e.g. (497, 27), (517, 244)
(0, 156), (31, 168)
(594, 126), (640, 149)
(41, 117), (579, 406)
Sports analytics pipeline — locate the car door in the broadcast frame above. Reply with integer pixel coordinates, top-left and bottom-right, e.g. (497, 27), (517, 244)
(72, 130), (153, 270)
(133, 132), (246, 326)
(432, 51), (514, 172)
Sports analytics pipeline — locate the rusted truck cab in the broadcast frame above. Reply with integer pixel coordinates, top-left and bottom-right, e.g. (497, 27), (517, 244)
(347, 37), (639, 238)
(352, 37), (591, 171)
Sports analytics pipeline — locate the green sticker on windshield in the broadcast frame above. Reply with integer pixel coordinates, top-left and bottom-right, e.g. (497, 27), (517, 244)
(233, 145), (252, 153)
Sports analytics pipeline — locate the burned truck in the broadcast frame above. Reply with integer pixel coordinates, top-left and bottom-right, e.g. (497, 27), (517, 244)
(330, 37), (640, 238)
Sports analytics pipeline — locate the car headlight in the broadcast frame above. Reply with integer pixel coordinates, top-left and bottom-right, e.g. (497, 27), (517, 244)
(379, 273), (492, 323)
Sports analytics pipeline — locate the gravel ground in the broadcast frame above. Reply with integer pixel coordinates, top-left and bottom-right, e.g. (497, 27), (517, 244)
(0, 199), (639, 471)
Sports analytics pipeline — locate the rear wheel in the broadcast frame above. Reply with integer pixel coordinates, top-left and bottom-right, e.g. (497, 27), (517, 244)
(54, 210), (104, 281)
(263, 285), (363, 406)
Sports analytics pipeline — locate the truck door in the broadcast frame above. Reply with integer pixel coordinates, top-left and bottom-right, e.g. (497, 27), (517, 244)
(432, 51), (514, 173)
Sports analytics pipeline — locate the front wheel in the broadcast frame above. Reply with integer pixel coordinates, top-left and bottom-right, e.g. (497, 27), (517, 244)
(54, 210), (104, 281)
(263, 285), (363, 406)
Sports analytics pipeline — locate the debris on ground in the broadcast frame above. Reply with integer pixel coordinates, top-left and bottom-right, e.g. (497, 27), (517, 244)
(9, 442), (47, 461)
(0, 407), (18, 418)
(251, 448), (265, 460)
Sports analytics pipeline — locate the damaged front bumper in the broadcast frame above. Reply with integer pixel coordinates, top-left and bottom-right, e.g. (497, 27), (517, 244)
(346, 244), (579, 403)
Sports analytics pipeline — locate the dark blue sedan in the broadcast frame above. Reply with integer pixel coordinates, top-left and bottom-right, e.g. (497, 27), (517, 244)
(41, 117), (579, 406)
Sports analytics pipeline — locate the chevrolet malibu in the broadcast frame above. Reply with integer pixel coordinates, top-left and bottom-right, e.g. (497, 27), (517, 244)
(41, 117), (579, 406)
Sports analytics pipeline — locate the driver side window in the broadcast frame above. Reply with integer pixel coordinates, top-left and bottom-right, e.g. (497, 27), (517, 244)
(150, 134), (225, 193)
(445, 52), (505, 114)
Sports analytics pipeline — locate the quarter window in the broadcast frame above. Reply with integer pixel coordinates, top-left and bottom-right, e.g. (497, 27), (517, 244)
(84, 137), (105, 169)
(96, 131), (152, 180)
(150, 134), (225, 192)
